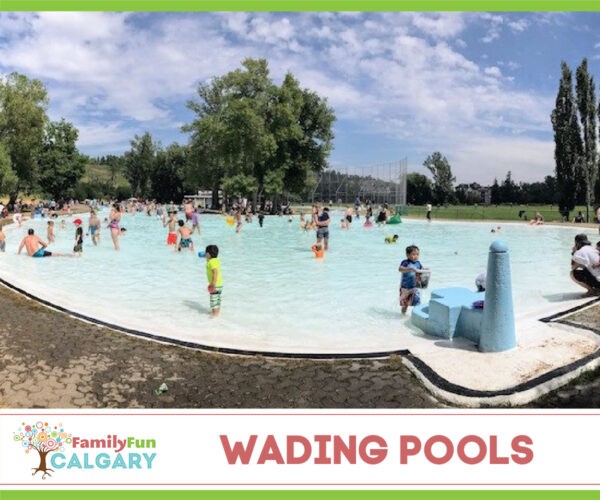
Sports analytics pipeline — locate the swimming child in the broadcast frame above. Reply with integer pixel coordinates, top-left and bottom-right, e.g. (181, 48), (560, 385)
(177, 219), (194, 252)
(399, 244), (425, 314)
(340, 218), (349, 229)
(60, 219), (67, 230)
(0, 223), (5, 252)
(88, 210), (101, 245)
(47, 220), (55, 244)
(363, 216), (373, 228)
(385, 234), (399, 244)
(311, 242), (324, 259)
(204, 244), (223, 317)
(73, 218), (83, 255)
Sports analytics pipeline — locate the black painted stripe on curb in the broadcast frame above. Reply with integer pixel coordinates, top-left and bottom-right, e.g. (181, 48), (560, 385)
(1, 275), (599, 403)
(405, 349), (600, 399)
(539, 297), (600, 322)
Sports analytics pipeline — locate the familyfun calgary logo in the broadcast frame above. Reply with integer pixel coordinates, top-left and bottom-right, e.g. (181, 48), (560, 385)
(13, 421), (157, 480)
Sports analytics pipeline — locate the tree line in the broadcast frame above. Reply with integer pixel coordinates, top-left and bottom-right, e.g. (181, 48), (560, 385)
(2, 57), (600, 211)
(0, 58), (336, 207)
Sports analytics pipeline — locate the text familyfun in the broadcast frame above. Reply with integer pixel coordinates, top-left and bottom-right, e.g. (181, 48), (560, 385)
(71, 435), (156, 453)
(220, 434), (534, 465)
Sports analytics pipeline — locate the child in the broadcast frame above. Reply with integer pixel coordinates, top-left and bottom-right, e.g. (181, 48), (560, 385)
(385, 234), (399, 244)
(177, 219), (194, 252)
(311, 242), (324, 259)
(73, 218), (83, 256)
(475, 273), (487, 292)
(399, 244), (425, 314)
(205, 244), (223, 317)
(0, 223), (5, 252)
(88, 210), (101, 245)
(47, 220), (55, 243)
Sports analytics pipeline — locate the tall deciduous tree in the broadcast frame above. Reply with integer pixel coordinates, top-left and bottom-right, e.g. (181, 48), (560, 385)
(0, 143), (17, 197)
(422, 152), (456, 204)
(124, 132), (157, 199)
(184, 58), (335, 207)
(551, 61), (583, 220)
(575, 58), (598, 221)
(37, 119), (87, 200)
(150, 143), (188, 203)
(406, 172), (433, 205)
(0, 73), (49, 202)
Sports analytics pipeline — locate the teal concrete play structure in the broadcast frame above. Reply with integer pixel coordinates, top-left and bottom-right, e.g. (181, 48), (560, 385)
(411, 240), (517, 352)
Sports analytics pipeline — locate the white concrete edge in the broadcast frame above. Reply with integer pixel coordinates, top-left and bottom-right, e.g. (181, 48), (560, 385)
(402, 353), (600, 408)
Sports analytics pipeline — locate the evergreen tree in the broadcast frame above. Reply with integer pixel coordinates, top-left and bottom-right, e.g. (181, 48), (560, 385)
(551, 61), (582, 221)
(575, 58), (597, 221)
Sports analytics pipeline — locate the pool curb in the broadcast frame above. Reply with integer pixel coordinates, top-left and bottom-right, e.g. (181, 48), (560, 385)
(1, 276), (599, 407)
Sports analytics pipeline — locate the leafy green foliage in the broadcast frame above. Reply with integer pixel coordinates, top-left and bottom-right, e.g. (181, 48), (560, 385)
(422, 151), (456, 204)
(37, 119), (86, 200)
(184, 58), (335, 207)
(0, 73), (49, 200)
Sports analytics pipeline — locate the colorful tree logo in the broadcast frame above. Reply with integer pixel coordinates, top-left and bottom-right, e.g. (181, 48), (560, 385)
(13, 421), (72, 479)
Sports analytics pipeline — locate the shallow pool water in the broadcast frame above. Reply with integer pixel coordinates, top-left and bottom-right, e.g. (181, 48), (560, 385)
(0, 211), (592, 354)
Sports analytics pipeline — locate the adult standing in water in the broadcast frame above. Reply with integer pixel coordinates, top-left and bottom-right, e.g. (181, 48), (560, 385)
(108, 202), (122, 251)
(316, 205), (331, 251)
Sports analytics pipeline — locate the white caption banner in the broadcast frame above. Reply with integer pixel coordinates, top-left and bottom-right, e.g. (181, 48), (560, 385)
(0, 410), (598, 489)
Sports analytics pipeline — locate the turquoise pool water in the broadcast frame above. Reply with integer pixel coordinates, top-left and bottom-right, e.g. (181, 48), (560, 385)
(0, 211), (592, 354)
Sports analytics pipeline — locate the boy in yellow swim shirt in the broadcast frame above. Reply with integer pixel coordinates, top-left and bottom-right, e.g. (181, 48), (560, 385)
(205, 244), (223, 317)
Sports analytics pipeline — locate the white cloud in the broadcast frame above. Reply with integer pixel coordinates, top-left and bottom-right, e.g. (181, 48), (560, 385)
(484, 66), (503, 78)
(508, 19), (530, 32)
(450, 135), (554, 184)
(410, 12), (467, 39)
(0, 11), (569, 184)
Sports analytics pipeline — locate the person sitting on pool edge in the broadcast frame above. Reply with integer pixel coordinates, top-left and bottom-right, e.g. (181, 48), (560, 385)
(18, 228), (69, 257)
(570, 233), (600, 297)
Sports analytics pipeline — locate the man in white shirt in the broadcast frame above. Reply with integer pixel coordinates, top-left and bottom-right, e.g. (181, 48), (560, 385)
(571, 233), (600, 296)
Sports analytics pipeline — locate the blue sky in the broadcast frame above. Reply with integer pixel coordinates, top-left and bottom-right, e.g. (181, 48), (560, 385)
(0, 11), (599, 184)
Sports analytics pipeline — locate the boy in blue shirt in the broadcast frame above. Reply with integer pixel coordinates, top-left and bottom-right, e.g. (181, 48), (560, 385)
(399, 245), (424, 314)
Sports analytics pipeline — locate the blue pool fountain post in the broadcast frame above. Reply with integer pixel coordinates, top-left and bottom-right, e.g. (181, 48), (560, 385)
(478, 240), (516, 352)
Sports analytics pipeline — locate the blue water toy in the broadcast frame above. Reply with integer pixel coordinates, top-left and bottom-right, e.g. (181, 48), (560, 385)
(198, 250), (206, 258)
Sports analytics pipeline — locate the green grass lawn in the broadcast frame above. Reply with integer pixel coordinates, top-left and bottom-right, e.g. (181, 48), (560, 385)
(403, 204), (598, 222)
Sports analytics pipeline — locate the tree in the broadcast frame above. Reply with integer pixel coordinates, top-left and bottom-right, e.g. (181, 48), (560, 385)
(576, 58), (598, 221)
(124, 132), (157, 199)
(0, 73), (49, 202)
(184, 58), (335, 207)
(406, 172), (433, 205)
(150, 143), (188, 203)
(499, 171), (520, 204)
(0, 143), (18, 197)
(422, 152), (456, 204)
(551, 61), (583, 220)
(37, 119), (86, 200)
(14, 421), (71, 479)
(490, 178), (501, 204)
